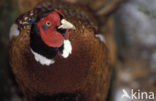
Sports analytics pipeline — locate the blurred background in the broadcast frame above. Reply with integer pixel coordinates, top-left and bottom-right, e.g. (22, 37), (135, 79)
(0, 0), (156, 101)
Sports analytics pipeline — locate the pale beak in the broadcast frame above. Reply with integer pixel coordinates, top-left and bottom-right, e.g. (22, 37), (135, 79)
(58, 19), (76, 30)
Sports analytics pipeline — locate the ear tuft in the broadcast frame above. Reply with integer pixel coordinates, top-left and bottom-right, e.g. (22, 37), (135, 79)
(28, 19), (37, 24)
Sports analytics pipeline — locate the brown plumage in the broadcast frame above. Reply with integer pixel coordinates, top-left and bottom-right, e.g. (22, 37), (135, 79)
(9, 0), (111, 101)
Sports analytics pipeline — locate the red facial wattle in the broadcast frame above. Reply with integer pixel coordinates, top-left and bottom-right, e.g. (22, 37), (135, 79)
(39, 26), (65, 47)
(36, 11), (67, 48)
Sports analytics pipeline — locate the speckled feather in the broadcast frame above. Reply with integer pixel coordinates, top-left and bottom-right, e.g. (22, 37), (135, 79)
(15, 0), (98, 33)
(9, 0), (111, 101)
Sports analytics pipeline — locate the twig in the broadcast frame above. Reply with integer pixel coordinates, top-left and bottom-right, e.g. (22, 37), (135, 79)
(97, 0), (127, 16)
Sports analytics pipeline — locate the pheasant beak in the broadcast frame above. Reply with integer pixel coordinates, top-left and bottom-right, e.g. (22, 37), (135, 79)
(58, 19), (76, 30)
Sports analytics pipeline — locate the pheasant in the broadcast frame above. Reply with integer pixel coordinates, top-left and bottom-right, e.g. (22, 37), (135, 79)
(9, 0), (111, 101)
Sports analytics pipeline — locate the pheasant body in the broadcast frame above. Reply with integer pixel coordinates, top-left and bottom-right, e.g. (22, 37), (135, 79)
(9, 0), (111, 101)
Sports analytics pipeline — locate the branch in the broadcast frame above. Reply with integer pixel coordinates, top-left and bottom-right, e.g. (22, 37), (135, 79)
(97, 0), (127, 16)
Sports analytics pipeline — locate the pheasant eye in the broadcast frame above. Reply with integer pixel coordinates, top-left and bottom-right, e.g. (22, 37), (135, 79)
(45, 21), (52, 27)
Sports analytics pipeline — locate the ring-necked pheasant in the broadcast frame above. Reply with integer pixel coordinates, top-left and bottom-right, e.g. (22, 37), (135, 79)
(9, 0), (111, 101)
